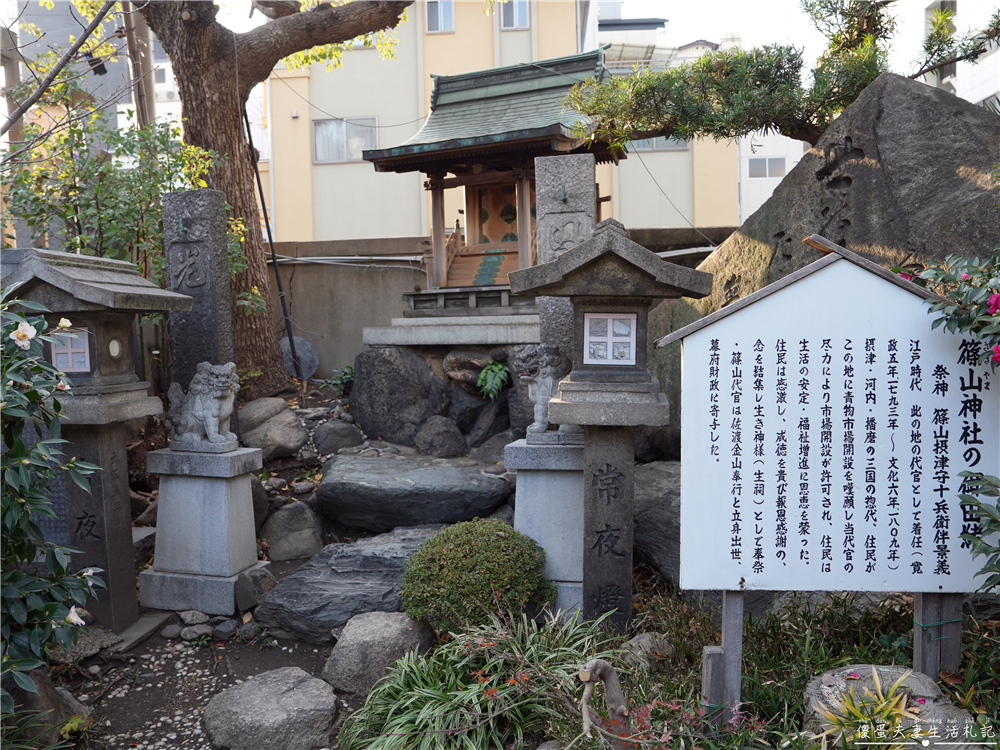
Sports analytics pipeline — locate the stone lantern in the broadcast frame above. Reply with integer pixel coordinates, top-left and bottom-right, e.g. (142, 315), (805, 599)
(1, 249), (192, 632)
(509, 219), (711, 628)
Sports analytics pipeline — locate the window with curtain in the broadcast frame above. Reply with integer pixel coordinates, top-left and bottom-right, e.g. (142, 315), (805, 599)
(426, 0), (454, 33)
(501, 0), (529, 29)
(314, 118), (377, 163)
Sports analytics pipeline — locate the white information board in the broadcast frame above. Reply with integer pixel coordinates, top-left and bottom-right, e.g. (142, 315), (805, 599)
(679, 258), (999, 592)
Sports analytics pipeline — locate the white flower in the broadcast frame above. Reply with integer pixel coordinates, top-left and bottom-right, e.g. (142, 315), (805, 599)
(66, 606), (86, 626)
(9, 321), (37, 350)
(56, 381), (70, 391)
(83, 569), (95, 577)
(57, 318), (72, 329)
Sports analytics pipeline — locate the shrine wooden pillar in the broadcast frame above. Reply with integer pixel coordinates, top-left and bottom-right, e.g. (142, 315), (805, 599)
(429, 177), (447, 288)
(516, 169), (533, 269)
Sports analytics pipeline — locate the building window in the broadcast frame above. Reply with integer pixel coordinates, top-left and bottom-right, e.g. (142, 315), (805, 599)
(154, 68), (166, 84)
(748, 157), (786, 179)
(426, 0), (454, 33)
(501, 0), (529, 29)
(314, 118), (377, 163)
(50, 330), (90, 373)
(584, 313), (637, 366)
(628, 136), (688, 152)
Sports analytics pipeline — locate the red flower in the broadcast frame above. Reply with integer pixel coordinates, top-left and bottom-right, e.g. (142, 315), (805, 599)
(898, 272), (913, 281)
(988, 293), (1000, 316)
(992, 344), (1000, 364)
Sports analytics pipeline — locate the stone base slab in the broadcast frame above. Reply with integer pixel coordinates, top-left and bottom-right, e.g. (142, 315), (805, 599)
(165, 438), (240, 454)
(147, 446), (262, 477)
(140, 561), (270, 616)
(525, 428), (583, 446)
(549, 393), (670, 426)
(505, 439), (583, 471)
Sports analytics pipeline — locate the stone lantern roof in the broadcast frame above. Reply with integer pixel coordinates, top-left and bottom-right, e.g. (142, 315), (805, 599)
(1, 248), (193, 313)
(508, 219), (712, 300)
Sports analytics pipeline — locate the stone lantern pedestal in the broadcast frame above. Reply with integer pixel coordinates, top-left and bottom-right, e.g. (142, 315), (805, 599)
(509, 219), (712, 629)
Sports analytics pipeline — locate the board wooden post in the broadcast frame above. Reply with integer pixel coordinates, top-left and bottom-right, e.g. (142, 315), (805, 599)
(701, 646), (725, 721)
(913, 592), (963, 678)
(722, 589), (744, 719)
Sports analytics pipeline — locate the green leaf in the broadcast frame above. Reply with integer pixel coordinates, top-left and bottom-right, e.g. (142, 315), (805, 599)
(11, 669), (38, 693)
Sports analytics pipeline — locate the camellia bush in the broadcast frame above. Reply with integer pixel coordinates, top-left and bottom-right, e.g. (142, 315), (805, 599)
(1, 285), (103, 717)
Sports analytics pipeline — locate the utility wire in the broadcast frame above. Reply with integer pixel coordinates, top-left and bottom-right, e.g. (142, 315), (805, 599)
(271, 73), (428, 129)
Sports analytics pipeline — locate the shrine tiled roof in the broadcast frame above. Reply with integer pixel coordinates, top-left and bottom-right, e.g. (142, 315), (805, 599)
(364, 47), (609, 173)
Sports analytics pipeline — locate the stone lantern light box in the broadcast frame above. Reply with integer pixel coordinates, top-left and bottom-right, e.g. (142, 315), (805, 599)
(1, 248), (192, 632)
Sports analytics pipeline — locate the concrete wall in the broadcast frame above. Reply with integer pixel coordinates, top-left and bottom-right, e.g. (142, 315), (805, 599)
(267, 238), (427, 376)
(691, 137), (740, 227)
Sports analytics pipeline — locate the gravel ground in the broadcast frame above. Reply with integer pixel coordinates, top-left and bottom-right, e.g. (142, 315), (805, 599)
(71, 628), (338, 749)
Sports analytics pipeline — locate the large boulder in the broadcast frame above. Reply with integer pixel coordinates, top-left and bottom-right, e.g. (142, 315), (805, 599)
(350, 347), (449, 446)
(650, 73), (1000, 430)
(442, 347), (493, 395)
(202, 667), (336, 750)
(321, 612), (435, 696)
(260, 500), (324, 562)
(632, 461), (681, 583)
(312, 419), (363, 455)
(241, 408), (309, 461)
(468, 391), (510, 447)
(237, 398), (289, 435)
(255, 525), (441, 643)
(414, 415), (468, 458)
(803, 664), (974, 749)
(314, 455), (510, 532)
(449, 383), (485, 434)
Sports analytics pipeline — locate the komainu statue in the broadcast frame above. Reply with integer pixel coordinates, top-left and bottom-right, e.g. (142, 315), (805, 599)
(512, 344), (571, 433)
(165, 361), (240, 447)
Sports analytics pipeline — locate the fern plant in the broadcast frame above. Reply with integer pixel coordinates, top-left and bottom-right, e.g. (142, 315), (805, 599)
(477, 360), (510, 401)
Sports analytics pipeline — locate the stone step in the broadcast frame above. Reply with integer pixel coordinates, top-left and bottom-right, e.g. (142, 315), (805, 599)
(363, 314), (539, 346)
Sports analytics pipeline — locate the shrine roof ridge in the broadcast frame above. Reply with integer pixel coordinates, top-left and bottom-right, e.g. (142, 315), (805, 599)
(655, 234), (943, 347)
(508, 218), (713, 299)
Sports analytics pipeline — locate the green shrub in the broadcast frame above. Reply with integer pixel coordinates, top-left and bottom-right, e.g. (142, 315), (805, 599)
(1, 288), (102, 716)
(338, 610), (620, 750)
(403, 518), (557, 632)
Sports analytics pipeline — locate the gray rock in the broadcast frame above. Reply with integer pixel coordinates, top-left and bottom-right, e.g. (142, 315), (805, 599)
(312, 419), (364, 455)
(487, 503), (514, 526)
(632, 461), (681, 583)
(180, 623), (214, 640)
(442, 347), (493, 395)
(130, 489), (150, 518)
(449, 383), (485, 433)
(635, 425), (669, 463)
(803, 664), (974, 749)
(280, 336), (319, 380)
(297, 407), (331, 423)
(296, 447), (318, 463)
(251, 474), (268, 532)
(134, 498), (157, 527)
(255, 525), (442, 643)
(160, 624), (182, 639)
(314, 455), (510, 532)
(236, 566), (277, 612)
(241, 409), (309, 462)
(469, 431), (513, 462)
(650, 74), (1000, 429)
(350, 347), (449, 446)
(261, 501), (323, 562)
(291, 481), (316, 495)
(468, 390), (510, 447)
(203, 667), (337, 750)
(213, 619), (239, 640)
(622, 632), (674, 672)
(17, 669), (92, 747)
(320, 611), (435, 696)
(238, 622), (258, 640)
(414, 415), (468, 458)
(179, 610), (210, 625)
(265, 476), (287, 492)
(238, 398), (289, 435)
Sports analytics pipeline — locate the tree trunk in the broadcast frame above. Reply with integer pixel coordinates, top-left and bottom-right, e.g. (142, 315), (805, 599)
(139, 0), (411, 400)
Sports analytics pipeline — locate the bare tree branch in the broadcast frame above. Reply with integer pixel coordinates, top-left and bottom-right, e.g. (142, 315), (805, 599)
(0, 0), (116, 138)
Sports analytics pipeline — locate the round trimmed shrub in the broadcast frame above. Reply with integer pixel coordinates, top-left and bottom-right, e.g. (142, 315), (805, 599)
(403, 518), (557, 632)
